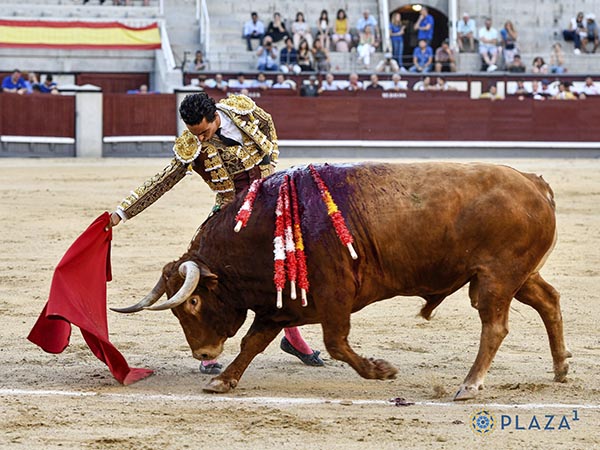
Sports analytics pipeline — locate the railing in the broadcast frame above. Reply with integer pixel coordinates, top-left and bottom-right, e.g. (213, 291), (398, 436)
(198, 0), (210, 55)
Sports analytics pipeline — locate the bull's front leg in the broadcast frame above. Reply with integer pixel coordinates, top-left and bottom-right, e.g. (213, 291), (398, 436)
(203, 319), (282, 393)
(321, 312), (398, 380)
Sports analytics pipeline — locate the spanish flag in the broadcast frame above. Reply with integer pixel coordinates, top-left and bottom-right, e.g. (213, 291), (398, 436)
(0, 19), (161, 50)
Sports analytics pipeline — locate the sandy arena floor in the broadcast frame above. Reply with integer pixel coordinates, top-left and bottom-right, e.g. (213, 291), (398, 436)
(0, 156), (599, 449)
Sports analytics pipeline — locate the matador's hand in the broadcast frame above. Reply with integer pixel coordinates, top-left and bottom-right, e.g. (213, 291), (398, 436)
(105, 212), (121, 231)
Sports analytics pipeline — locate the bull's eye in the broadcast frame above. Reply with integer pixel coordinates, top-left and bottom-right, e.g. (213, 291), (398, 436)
(190, 297), (198, 306)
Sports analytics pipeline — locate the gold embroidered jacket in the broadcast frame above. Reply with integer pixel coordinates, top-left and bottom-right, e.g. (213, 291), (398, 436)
(116, 95), (279, 220)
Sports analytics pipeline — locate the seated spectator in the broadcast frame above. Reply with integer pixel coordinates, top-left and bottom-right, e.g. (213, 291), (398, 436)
(507, 54), (526, 73)
(366, 74), (384, 90)
(357, 9), (377, 33)
(479, 18), (499, 71)
(346, 72), (363, 91)
(300, 75), (319, 97)
(316, 10), (332, 50)
(38, 74), (59, 94)
(23, 72), (39, 94)
(457, 12), (476, 52)
(413, 6), (434, 45)
(190, 50), (206, 71)
(127, 84), (157, 94)
(553, 81), (577, 100)
(539, 79), (557, 97)
(434, 39), (456, 72)
(266, 12), (289, 44)
(256, 36), (279, 71)
(582, 14), (599, 53)
(357, 25), (378, 68)
(434, 76), (456, 91)
(375, 53), (400, 73)
(243, 12), (265, 51)
(292, 12), (313, 49)
(312, 39), (331, 72)
(332, 9), (352, 52)
(1, 69), (27, 94)
(297, 39), (314, 72)
(386, 73), (406, 91)
(229, 73), (253, 89)
(510, 80), (531, 99)
(549, 43), (567, 73)
(318, 73), (339, 93)
(272, 73), (295, 89)
(563, 12), (586, 54)
(204, 73), (228, 92)
(389, 12), (406, 68)
(479, 84), (503, 100)
(252, 72), (272, 90)
(500, 21), (519, 66)
(280, 37), (300, 74)
(579, 76), (599, 95)
(414, 76), (434, 91)
(531, 56), (549, 74)
(409, 39), (433, 73)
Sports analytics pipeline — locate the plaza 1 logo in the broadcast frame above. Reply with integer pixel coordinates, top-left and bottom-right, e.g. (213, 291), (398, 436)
(470, 409), (580, 435)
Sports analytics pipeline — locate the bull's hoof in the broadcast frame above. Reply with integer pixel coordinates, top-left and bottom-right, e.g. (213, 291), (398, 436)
(371, 358), (398, 380)
(203, 377), (237, 393)
(453, 384), (479, 401)
(553, 362), (569, 383)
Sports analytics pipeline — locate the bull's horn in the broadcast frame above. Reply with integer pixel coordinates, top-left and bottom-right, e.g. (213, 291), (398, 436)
(145, 261), (200, 311)
(110, 277), (166, 313)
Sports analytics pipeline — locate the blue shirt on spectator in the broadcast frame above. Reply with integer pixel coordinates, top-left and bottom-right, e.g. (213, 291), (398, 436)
(38, 82), (57, 93)
(280, 47), (298, 66)
(417, 14), (434, 42)
(357, 14), (377, 32)
(413, 44), (433, 67)
(2, 75), (26, 91)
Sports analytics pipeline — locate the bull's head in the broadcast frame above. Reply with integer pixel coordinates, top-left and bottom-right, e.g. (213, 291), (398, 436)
(111, 261), (246, 362)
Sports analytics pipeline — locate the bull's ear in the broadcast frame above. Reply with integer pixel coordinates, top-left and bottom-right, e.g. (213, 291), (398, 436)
(199, 263), (219, 290)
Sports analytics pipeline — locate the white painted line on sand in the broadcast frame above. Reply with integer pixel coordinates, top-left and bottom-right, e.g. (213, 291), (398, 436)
(1, 388), (599, 410)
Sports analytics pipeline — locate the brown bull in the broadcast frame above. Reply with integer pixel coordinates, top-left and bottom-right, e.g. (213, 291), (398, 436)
(113, 162), (571, 400)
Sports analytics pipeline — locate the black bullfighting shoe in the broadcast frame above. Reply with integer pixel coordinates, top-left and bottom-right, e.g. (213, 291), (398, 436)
(199, 362), (223, 375)
(280, 336), (324, 366)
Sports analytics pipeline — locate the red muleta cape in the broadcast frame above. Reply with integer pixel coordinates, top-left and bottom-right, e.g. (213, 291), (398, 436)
(28, 212), (153, 385)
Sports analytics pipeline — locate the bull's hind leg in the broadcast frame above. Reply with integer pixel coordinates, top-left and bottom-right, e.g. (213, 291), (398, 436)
(454, 276), (513, 401)
(321, 313), (398, 380)
(514, 273), (571, 382)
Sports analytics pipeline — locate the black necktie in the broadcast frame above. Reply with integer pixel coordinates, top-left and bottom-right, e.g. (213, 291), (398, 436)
(215, 128), (241, 147)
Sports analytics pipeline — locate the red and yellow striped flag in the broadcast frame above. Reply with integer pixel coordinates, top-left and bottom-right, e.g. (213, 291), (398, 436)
(0, 19), (161, 50)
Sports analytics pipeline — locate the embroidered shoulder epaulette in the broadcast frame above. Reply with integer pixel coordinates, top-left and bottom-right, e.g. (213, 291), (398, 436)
(217, 94), (256, 115)
(173, 129), (201, 166)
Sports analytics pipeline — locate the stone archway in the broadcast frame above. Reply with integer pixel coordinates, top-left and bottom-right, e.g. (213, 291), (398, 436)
(390, 4), (449, 67)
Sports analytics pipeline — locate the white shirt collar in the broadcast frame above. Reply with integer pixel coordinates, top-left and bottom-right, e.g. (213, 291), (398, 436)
(216, 110), (243, 144)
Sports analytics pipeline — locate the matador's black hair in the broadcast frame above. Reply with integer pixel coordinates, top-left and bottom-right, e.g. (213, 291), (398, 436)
(179, 92), (217, 125)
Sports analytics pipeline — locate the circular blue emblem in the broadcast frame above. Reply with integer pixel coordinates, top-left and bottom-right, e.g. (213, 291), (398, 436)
(470, 409), (496, 436)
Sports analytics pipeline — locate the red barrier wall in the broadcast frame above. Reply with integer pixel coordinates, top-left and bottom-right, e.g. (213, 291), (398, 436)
(103, 94), (177, 136)
(76, 73), (149, 94)
(0, 93), (75, 137)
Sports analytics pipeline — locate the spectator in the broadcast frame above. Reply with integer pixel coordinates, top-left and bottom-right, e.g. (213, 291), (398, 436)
(243, 12), (265, 51)
(38, 74), (59, 94)
(1, 69), (27, 94)
(190, 50), (206, 71)
(507, 54), (526, 73)
(357, 9), (377, 33)
(357, 24), (377, 68)
(366, 73), (384, 90)
(532, 56), (549, 74)
(414, 76), (434, 91)
(511, 80), (531, 96)
(434, 76), (456, 91)
(582, 13), (599, 53)
(272, 73), (295, 89)
(479, 18), (499, 71)
(553, 81), (577, 100)
(252, 72), (272, 90)
(549, 43), (567, 74)
(347, 72), (363, 91)
(312, 39), (331, 72)
(389, 12), (405, 68)
(479, 84), (503, 100)
(300, 75), (319, 97)
(579, 76), (599, 95)
(563, 12), (586, 54)
(265, 12), (289, 44)
(434, 39), (456, 72)
(413, 6), (434, 45)
(229, 73), (253, 89)
(316, 10), (332, 50)
(204, 73), (228, 92)
(409, 39), (433, 73)
(280, 37), (300, 74)
(256, 35), (279, 71)
(332, 9), (352, 52)
(457, 12), (476, 52)
(375, 52), (400, 73)
(500, 21), (519, 66)
(292, 12), (313, 49)
(127, 84), (156, 94)
(23, 72), (39, 94)
(539, 79), (557, 97)
(318, 72), (339, 93)
(297, 39), (314, 72)
(386, 73), (406, 91)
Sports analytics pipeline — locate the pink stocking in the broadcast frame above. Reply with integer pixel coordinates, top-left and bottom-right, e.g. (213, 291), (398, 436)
(201, 359), (218, 366)
(284, 327), (313, 355)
